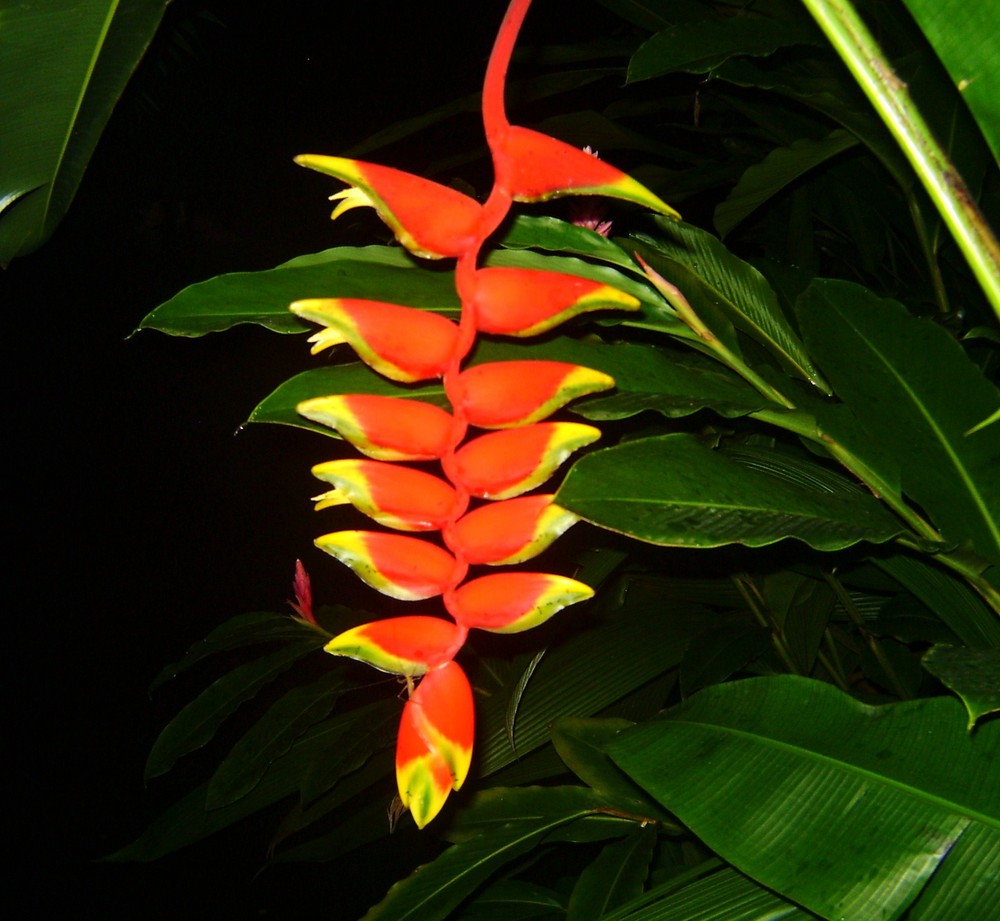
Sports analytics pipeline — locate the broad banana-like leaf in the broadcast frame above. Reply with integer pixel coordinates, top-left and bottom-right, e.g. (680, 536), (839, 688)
(0, 0), (169, 265)
(607, 676), (1000, 921)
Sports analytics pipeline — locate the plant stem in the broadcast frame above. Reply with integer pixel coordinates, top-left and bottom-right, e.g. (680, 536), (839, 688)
(823, 570), (911, 699)
(800, 0), (1000, 324)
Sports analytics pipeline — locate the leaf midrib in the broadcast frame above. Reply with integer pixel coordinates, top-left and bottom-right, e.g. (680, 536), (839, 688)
(646, 718), (998, 829)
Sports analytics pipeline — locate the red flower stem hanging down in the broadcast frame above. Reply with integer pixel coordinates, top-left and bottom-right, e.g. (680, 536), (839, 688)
(291, 0), (679, 828)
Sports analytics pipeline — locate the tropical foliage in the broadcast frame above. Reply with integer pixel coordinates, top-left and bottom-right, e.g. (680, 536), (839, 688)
(113, 0), (998, 918)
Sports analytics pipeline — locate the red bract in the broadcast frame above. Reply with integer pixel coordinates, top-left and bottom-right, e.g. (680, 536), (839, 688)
(459, 361), (615, 428)
(311, 459), (459, 530)
(451, 423), (600, 499)
(492, 125), (681, 216)
(314, 531), (458, 600)
(449, 494), (579, 566)
(290, 299), (459, 382)
(447, 572), (594, 633)
(292, 0), (677, 827)
(324, 616), (467, 676)
(294, 155), (483, 259)
(396, 660), (474, 828)
(472, 267), (640, 336)
(298, 394), (455, 461)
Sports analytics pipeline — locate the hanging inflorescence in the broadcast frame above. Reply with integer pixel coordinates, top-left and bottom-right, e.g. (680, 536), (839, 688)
(289, 0), (678, 827)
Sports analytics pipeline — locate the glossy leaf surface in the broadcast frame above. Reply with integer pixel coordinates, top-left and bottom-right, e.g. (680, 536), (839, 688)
(797, 279), (1000, 568)
(558, 434), (906, 551)
(608, 676), (1000, 921)
(0, 0), (169, 265)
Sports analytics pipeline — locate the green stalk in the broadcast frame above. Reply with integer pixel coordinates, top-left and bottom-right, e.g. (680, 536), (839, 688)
(799, 0), (1000, 323)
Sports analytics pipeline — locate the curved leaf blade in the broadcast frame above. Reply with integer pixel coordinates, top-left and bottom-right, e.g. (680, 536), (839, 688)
(797, 279), (1000, 568)
(557, 433), (906, 551)
(921, 644), (1000, 730)
(628, 16), (821, 83)
(567, 825), (657, 921)
(205, 670), (347, 808)
(136, 245), (461, 336)
(363, 787), (611, 921)
(607, 676), (1000, 921)
(0, 0), (169, 264)
(714, 129), (859, 238)
(632, 219), (829, 390)
(144, 640), (321, 780)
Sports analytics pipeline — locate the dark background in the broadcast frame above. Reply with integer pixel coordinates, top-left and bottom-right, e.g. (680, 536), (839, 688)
(8, 1), (623, 916)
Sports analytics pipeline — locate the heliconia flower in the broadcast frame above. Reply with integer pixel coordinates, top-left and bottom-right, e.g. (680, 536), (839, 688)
(298, 395), (455, 461)
(451, 422), (601, 499)
(324, 615), (467, 676)
(448, 494), (579, 565)
(447, 571), (594, 633)
(458, 361), (615, 428)
(295, 155), (483, 259)
(290, 299), (459, 382)
(472, 267), (640, 336)
(492, 125), (681, 218)
(311, 459), (460, 530)
(396, 660), (474, 828)
(315, 531), (458, 599)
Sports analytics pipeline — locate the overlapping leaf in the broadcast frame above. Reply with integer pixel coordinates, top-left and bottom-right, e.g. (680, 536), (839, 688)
(557, 433), (905, 551)
(607, 676), (1000, 921)
(797, 279), (1000, 568)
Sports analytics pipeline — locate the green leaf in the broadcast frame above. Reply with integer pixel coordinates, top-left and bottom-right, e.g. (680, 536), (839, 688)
(679, 621), (771, 697)
(246, 364), (446, 435)
(632, 219), (829, 391)
(922, 644), (1000, 730)
(714, 129), (859, 238)
(363, 787), (613, 921)
(500, 214), (642, 274)
(476, 596), (716, 777)
(570, 347), (778, 422)
(628, 16), (821, 82)
(506, 649), (546, 754)
(872, 553), (1000, 649)
(297, 698), (399, 804)
(247, 336), (774, 437)
(0, 0), (169, 265)
(205, 670), (347, 808)
(603, 864), (812, 920)
(552, 718), (661, 816)
(150, 611), (327, 690)
(136, 245), (461, 336)
(796, 279), (1000, 568)
(457, 879), (565, 921)
(608, 676), (1000, 921)
(144, 640), (320, 780)
(567, 825), (657, 921)
(557, 433), (906, 551)
(898, 0), (1000, 164)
